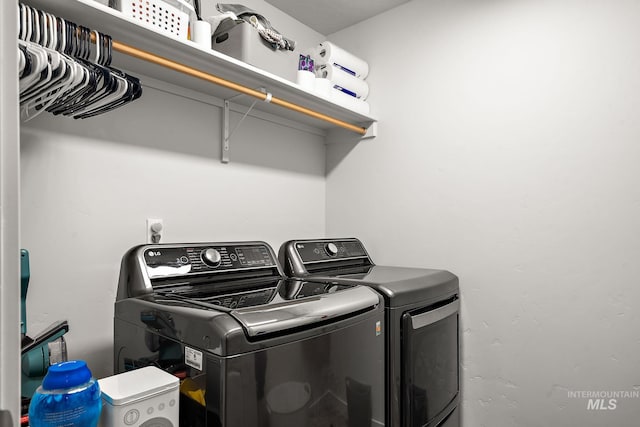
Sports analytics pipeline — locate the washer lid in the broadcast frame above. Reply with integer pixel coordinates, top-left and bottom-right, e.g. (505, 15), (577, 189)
(230, 282), (381, 337)
(98, 366), (179, 406)
(318, 266), (458, 308)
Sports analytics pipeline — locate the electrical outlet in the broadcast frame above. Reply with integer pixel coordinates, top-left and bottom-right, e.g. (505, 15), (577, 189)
(146, 218), (163, 244)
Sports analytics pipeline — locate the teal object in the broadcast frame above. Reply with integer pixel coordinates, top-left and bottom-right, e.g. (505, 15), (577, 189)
(20, 249), (70, 398)
(21, 324), (68, 398)
(20, 249), (30, 336)
(28, 360), (102, 427)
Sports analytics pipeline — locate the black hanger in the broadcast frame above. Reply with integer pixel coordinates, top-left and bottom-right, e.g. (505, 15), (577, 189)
(18, 2), (143, 119)
(19, 45), (31, 78)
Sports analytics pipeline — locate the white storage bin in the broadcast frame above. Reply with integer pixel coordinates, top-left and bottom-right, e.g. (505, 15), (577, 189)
(212, 21), (298, 83)
(98, 366), (179, 427)
(110, 0), (195, 40)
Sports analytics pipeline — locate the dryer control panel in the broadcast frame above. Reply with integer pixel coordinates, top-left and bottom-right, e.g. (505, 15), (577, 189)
(294, 239), (369, 263)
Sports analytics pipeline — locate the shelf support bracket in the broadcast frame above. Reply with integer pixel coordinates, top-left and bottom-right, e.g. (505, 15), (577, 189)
(222, 88), (272, 164)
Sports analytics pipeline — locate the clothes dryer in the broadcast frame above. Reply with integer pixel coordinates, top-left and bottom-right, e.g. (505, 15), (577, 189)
(280, 238), (460, 427)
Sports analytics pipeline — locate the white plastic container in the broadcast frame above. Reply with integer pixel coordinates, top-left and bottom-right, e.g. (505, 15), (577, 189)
(212, 21), (298, 83)
(98, 366), (179, 427)
(109, 0), (195, 40)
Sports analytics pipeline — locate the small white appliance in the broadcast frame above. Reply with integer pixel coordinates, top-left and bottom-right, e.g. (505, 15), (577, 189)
(98, 366), (179, 427)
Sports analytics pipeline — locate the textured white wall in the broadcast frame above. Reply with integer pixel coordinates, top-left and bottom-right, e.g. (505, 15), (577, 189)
(326, 0), (640, 425)
(21, 83), (326, 379)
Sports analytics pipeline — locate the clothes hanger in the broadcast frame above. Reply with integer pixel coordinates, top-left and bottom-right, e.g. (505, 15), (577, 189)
(19, 4), (26, 41)
(17, 2), (142, 120)
(17, 4), (82, 117)
(65, 28), (115, 112)
(18, 43), (49, 94)
(46, 21), (93, 113)
(74, 28), (141, 118)
(75, 32), (142, 118)
(18, 47), (26, 76)
(21, 12), (77, 121)
(24, 5), (32, 43)
(20, 52), (62, 103)
(18, 10), (72, 111)
(18, 6), (51, 93)
(56, 18), (93, 104)
(49, 24), (111, 116)
(68, 29), (128, 117)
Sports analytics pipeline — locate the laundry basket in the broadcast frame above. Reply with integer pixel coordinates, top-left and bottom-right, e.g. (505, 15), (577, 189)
(109, 0), (195, 39)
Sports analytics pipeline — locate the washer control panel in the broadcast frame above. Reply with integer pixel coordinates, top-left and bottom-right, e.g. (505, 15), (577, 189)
(294, 239), (368, 263)
(143, 243), (277, 278)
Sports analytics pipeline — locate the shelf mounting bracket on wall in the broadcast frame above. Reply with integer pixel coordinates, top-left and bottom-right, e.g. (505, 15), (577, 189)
(222, 88), (272, 164)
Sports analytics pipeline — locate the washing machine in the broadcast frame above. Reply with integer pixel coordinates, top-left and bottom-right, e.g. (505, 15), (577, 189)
(279, 238), (460, 427)
(114, 241), (386, 427)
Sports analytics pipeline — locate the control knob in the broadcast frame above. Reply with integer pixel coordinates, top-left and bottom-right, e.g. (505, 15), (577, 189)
(201, 248), (222, 267)
(325, 243), (338, 257)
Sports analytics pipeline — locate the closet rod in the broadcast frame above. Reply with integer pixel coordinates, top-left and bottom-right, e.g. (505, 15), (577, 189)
(92, 34), (367, 135)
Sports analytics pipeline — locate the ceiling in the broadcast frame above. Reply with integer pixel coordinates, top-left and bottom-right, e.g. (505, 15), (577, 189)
(264, 0), (410, 35)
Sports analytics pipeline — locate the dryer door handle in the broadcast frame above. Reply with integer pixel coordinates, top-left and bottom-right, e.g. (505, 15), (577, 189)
(409, 298), (459, 330)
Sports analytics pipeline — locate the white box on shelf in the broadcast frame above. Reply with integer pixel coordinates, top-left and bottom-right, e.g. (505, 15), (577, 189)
(109, 0), (195, 40)
(212, 21), (298, 83)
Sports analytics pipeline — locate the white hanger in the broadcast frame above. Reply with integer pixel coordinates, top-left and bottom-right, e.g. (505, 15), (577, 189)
(17, 3), (142, 120)
(19, 11), (75, 120)
(19, 4), (26, 41)
(18, 41), (48, 93)
(45, 18), (94, 114)
(18, 48), (25, 75)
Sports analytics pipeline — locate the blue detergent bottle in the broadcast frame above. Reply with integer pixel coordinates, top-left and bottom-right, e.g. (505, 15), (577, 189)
(28, 360), (102, 427)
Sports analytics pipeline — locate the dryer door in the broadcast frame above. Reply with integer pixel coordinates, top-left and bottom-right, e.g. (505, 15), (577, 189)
(401, 297), (459, 427)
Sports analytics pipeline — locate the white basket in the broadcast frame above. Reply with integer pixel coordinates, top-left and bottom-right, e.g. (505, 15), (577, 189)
(110, 0), (194, 39)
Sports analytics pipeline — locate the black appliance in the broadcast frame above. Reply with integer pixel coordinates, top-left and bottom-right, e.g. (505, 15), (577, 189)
(114, 241), (385, 427)
(280, 238), (460, 427)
